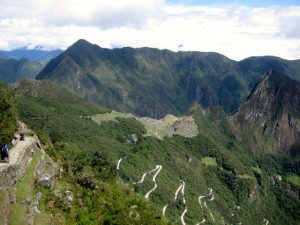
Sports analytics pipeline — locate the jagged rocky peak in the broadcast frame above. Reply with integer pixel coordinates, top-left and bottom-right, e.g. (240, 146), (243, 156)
(233, 70), (300, 153)
(188, 101), (205, 114)
(245, 70), (300, 118)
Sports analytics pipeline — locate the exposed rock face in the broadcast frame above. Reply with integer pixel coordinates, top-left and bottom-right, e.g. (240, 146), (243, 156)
(233, 71), (300, 152)
(38, 173), (55, 188)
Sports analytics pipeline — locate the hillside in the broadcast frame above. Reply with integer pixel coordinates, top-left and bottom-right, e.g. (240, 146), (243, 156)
(13, 79), (300, 225)
(0, 133), (49, 225)
(0, 58), (46, 83)
(36, 39), (300, 118)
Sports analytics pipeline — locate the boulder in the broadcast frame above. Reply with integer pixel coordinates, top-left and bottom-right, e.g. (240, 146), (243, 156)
(39, 173), (54, 188)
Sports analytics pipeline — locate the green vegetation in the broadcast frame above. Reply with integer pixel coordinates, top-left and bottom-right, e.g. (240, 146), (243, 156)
(0, 80), (17, 146)
(9, 204), (27, 225)
(0, 58), (46, 83)
(91, 111), (133, 124)
(13, 79), (300, 225)
(4, 149), (51, 225)
(237, 174), (254, 180)
(286, 175), (300, 188)
(15, 149), (43, 202)
(15, 80), (167, 225)
(36, 39), (300, 118)
(201, 157), (217, 166)
(251, 166), (262, 175)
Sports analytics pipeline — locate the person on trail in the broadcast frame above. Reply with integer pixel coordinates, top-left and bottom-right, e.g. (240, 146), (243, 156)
(20, 132), (25, 141)
(1, 144), (10, 163)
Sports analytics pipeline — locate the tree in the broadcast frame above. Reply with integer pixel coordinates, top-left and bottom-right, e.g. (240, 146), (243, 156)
(0, 80), (17, 146)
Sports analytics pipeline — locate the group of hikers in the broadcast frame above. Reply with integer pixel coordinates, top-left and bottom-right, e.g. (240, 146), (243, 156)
(0, 132), (25, 163)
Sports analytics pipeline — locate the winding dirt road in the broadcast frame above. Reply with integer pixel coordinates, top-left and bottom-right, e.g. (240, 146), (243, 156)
(197, 188), (216, 224)
(162, 204), (168, 216)
(180, 207), (188, 225)
(134, 165), (162, 199)
(116, 156), (127, 170)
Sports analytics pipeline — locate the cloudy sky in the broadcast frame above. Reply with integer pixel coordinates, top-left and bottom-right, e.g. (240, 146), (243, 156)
(0, 0), (300, 60)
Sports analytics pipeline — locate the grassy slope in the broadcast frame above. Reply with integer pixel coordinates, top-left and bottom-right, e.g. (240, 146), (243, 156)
(9, 149), (50, 225)
(15, 79), (299, 225)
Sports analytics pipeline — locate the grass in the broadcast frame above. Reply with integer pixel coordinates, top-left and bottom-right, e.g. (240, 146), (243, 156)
(9, 204), (27, 225)
(286, 175), (300, 188)
(251, 166), (262, 174)
(91, 111), (133, 124)
(15, 148), (43, 202)
(237, 174), (254, 180)
(8, 148), (45, 225)
(201, 157), (217, 166)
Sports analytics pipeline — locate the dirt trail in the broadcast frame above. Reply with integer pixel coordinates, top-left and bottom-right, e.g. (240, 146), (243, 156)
(133, 172), (148, 184)
(173, 180), (188, 225)
(116, 156), (127, 170)
(162, 204), (168, 216)
(0, 136), (36, 171)
(180, 207), (188, 225)
(198, 196), (205, 208)
(174, 181), (184, 200)
(145, 165), (162, 199)
(197, 188), (216, 224)
(196, 218), (206, 225)
(133, 165), (162, 199)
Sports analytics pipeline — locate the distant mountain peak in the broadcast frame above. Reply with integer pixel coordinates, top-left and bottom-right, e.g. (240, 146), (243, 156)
(35, 39), (300, 118)
(234, 70), (300, 152)
(73, 39), (91, 45)
(0, 47), (63, 61)
(69, 39), (98, 51)
(248, 70), (300, 113)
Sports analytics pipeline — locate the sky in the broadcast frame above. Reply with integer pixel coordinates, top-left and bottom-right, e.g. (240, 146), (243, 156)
(0, 0), (300, 60)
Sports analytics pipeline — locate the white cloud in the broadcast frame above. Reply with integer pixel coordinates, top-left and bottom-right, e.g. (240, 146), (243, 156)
(0, 0), (299, 60)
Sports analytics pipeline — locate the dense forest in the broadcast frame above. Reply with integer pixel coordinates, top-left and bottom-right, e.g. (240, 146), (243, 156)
(6, 79), (298, 225)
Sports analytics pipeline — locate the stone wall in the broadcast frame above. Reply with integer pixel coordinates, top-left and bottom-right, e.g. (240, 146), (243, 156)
(0, 136), (41, 191)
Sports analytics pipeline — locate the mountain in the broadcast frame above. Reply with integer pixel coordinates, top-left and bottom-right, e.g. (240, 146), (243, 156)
(0, 58), (46, 83)
(0, 47), (63, 61)
(12, 78), (299, 225)
(36, 39), (300, 118)
(232, 70), (300, 153)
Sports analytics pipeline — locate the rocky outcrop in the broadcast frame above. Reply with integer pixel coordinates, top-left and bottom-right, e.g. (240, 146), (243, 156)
(39, 173), (55, 188)
(233, 71), (300, 152)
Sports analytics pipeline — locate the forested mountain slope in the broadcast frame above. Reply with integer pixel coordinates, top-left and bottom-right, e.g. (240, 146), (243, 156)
(0, 58), (46, 83)
(13, 78), (299, 225)
(36, 39), (300, 118)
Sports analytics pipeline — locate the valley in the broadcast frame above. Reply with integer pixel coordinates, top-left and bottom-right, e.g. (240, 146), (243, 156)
(0, 42), (299, 224)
